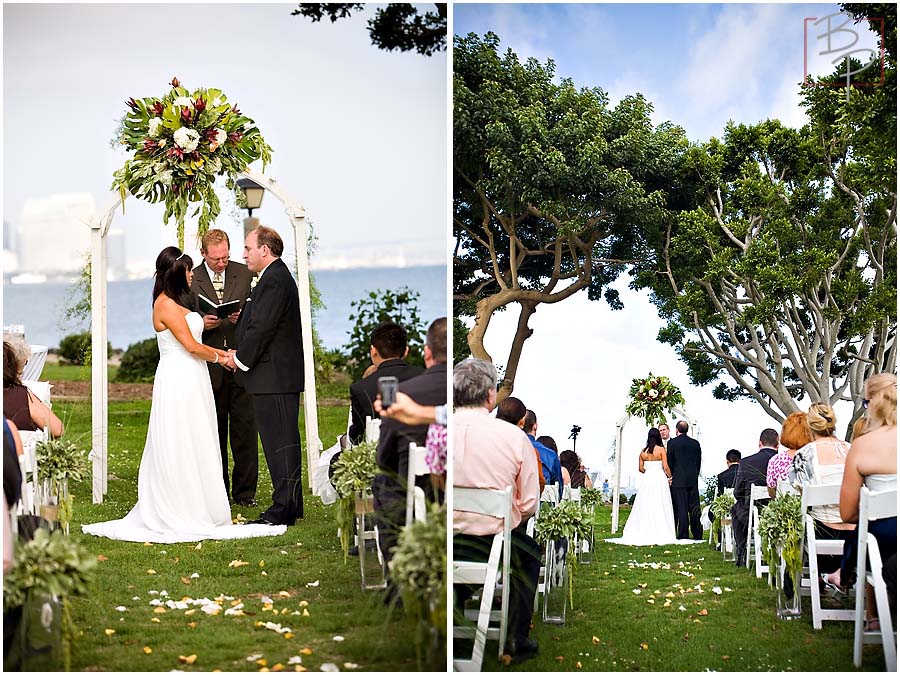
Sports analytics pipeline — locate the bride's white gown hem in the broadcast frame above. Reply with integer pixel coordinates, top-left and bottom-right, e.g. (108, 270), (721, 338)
(606, 461), (698, 546)
(83, 312), (286, 543)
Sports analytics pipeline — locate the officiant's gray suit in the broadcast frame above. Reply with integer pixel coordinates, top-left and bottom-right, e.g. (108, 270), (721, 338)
(190, 260), (258, 504)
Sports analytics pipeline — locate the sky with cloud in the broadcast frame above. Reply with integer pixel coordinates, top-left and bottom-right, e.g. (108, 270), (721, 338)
(453, 3), (878, 487)
(3, 3), (447, 271)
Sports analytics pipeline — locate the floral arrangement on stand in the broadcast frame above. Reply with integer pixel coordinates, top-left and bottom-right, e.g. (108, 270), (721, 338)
(625, 373), (686, 425)
(758, 493), (804, 600)
(389, 502), (446, 671)
(579, 487), (604, 509)
(709, 491), (736, 542)
(4, 529), (97, 671)
(331, 441), (378, 561)
(35, 438), (90, 534)
(534, 500), (593, 608)
(112, 77), (273, 247)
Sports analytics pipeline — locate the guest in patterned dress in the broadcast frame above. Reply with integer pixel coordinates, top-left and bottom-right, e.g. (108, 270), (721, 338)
(766, 412), (811, 496)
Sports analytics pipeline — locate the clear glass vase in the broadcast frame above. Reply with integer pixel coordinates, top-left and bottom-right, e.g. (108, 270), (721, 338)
(721, 518), (735, 562)
(19, 591), (62, 671)
(578, 506), (595, 564)
(542, 539), (568, 624)
(774, 547), (801, 620)
(355, 496), (386, 591)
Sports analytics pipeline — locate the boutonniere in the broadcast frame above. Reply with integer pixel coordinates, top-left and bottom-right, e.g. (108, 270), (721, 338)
(250, 275), (259, 290)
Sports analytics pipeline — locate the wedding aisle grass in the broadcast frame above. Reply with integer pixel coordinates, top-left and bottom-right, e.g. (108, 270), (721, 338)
(482, 506), (885, 672)
(55, 399), (420, 672)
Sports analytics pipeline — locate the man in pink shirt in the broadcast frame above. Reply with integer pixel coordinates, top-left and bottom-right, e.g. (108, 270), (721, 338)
(453, 358), (541, 663)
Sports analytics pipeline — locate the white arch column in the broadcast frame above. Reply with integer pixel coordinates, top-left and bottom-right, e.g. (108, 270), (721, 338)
(610, 408), (699, 533)
(89, 170), (322, 503)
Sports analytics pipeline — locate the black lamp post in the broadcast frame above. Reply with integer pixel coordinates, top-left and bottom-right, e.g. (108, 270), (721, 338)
(237, 177), (265, 234)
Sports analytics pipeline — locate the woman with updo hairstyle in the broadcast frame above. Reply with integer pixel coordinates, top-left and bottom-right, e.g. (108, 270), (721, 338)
(824, 374), (897, 628)
(765, 412), (811, 496)
(3, 340), (64, 438)
(559, 450), (593, 489)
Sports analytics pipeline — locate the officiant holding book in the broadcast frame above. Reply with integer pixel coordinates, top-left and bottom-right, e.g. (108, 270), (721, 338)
(190, 228), (259, 507)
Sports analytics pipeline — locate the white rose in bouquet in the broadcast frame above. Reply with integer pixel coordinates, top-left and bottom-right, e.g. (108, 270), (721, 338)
(158, 170), (173, 187)
(148, 117), (163, 138)
(173, 127), (200, 153)
(648, 389), (659, 400)
(214, 128), (227, 146)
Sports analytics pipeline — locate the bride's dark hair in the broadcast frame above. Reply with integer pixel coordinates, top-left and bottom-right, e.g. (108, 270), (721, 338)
(153, 246), (193, 308)
(645, 427), (663, 453)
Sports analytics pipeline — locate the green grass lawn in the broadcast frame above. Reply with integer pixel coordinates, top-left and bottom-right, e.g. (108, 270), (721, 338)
(41, 362), (119, 382)
(48, 397), (425, 672)
(478, 506), (886, 672)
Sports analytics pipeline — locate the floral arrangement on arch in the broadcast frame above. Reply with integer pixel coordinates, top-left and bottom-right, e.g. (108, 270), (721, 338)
(625, 372), (686, 425)
(112, 77), (273, 247)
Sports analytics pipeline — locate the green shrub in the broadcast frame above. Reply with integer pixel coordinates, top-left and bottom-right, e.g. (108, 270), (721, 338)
(619, 493), (628, 505)
(116, 338), (159, 383)
(58, 332), (111, 366)
(628, 492), (637, 506)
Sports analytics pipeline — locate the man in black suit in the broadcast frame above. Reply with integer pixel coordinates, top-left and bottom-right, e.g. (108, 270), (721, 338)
(227, 226), (304, 526)
(666, 420), (703, 540)
(190, 229), (258, 507)
(348, 321), (423, 445)
(716, 449), (741, 497)
(731, 429), (779, 566)
(372, 317), (447, 601)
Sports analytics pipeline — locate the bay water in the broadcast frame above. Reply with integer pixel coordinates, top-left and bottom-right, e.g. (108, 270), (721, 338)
(2, 265), (447, 352)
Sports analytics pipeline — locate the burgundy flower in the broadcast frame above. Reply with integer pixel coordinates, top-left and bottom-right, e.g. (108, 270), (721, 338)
(143, 138), (158, 152)
(150, 101), (164, 116)
(168, 146), (184, 160)
(191, 150), (201, 162)
(227, 132), (243, 144)
(231, 104), (241, 115)
(126, 97), (140, 111)
(181, 107), (193, 124)
(205, 128), (219, 141)
(194, 97), (206, 113)
(171, 77), (180, 88)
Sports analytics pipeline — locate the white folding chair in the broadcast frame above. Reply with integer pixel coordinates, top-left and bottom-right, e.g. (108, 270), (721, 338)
(534, 483), (561, 607)
(16, 427), (49, 517)
(777, 478), (800, 496)
(747, 484), (770, 579)
(364, 416), (381, 444)
(853, 486), (897, 670)
(405, 442), (428, 525)
(799, 483), (855, 629)
(452, 486), (512, 672)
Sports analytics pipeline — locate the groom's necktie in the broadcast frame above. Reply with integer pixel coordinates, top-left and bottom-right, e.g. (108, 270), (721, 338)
(212, 272), (224, 302)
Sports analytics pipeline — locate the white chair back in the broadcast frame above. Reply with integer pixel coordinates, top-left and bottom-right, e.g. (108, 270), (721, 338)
(747, 484), (770, 577)
(854, 486), (898, 670)
(364, 416), (381, 444)
(776, 478), (799, 496)
(453, 486), (512, 671)
(562, 486), (581, 503)
(405, 443), (429, 525)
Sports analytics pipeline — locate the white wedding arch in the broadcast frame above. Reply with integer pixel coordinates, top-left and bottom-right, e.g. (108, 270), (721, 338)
(610, 408), (700, 533)
(87, 166), (322, 503)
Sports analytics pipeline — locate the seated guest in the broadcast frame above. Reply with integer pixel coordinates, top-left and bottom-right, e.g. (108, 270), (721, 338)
(732, 428), (779, 566)
(453, 358), (541, 663)
(716, 449), (741, 496)
(348, 321), (423, 445)
(790, 403), (854, 587)
(833, 373), (897, 630)
(559, 450), (592, 489)
(538, 435), (571, 485)
(372, 318), (446, 603)
(3, 342), (63, 438)
(497, 397), (545, 493)
(767, 412), (812, 496)
(524, 413), (563, 498)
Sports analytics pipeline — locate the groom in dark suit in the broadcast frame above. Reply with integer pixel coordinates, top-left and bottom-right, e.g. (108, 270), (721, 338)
(189, 229), (258, 507)
(666, 420), (703, 540)
(227, 226), (304, 526)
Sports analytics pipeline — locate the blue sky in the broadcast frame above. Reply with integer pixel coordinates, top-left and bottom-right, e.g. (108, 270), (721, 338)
(453, 3), (877, 486)
(3, 3), (447, 271)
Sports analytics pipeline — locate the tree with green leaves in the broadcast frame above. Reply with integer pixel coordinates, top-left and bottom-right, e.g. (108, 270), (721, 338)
(292, 3), (446, 56)
(633, 11), (896, 436)
(454, 32), (688, 400)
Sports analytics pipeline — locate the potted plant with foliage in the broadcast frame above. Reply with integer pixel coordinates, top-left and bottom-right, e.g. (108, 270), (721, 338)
(758, 493), (804, 620)
(331, 441), (378, 559)
(389, 502), (446, 671)
(710, 491), (737, 561)
(3, 529), (96, 671)
(34, 438), (89, 534)
(534, 499), (593, 624)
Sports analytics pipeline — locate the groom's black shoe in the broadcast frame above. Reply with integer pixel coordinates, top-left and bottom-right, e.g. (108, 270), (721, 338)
(235, 498), (257, 507)
(504, 637), (539, 663)
(247, 516), (280, 526)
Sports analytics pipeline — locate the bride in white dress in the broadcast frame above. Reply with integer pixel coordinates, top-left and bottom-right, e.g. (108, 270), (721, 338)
(607, 428), (695, 546)
(83, 247), (286, 543)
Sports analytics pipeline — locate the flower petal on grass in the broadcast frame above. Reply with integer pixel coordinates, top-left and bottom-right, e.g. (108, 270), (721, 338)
(592, 636), (600, 644)
(147, 569), (157, 575)
(299, 648), (313, 656)
(104, 629), (116, 636)
(306, 580), (320, 587)
(229, 560), (250, 568)
(343, 664), (359, 670)
(115, 606), (127, 612)
(247, 654), (264, 661)
(179, 655), (198, 664)
(151, 617), (161, 623)
(143, 646), (153, 654)
(190, 572), (200, 579)
(332, 636), (344, 642)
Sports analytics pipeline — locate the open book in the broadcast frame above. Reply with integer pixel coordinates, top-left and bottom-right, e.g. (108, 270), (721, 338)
(198, 294), (241, 319)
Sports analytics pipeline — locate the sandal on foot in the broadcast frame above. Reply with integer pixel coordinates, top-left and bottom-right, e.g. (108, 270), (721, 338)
(821, 573), (847, 597)
(864, 618), (881, 632)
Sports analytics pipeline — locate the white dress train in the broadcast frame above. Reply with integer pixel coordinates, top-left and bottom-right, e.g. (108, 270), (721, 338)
(83, 312), (286, 543)
(606, 460), (697, 546)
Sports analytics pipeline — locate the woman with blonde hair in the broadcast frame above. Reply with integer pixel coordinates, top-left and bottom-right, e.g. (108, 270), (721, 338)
(827, 374), (897, 629)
